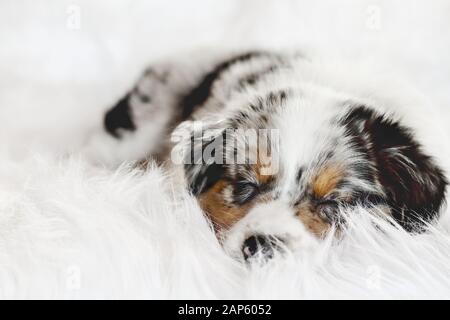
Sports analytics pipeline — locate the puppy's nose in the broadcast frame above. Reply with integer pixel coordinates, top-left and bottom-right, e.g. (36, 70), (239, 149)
(242, 235), (276, 261)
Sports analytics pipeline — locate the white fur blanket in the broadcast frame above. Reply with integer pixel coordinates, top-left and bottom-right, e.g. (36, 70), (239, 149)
(1, 155), (450, 299)
(1, 0), (450, 299)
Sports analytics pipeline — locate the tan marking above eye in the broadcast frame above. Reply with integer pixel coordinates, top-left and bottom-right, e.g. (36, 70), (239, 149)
(199, 180), (253, 233)
(312, 166), (344, 198)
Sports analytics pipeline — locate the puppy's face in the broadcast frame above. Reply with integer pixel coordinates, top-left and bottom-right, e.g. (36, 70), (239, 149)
(180, 89), (447, 261)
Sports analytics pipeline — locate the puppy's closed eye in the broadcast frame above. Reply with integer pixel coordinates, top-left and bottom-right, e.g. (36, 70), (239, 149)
(233, 181), (260, 205)
(315, 198), (340, 222)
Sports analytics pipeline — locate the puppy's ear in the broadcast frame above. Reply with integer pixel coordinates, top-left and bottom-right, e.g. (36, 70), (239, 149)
(342, 106), (447, 231)
(171, 120), (227, 195)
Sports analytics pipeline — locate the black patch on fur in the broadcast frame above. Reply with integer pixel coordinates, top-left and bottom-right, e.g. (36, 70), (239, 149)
(249, 98), (264, 112)
(180, 51), (265, 119)
(184, 131), (228, 195)
(104, 94), (136, 138)
(342, 105), (447, 231)
(238, 65), (278, 87)
(228, 90), (288, 129)
(296, 167), (304, 182)
(266, 90), (288, 107)
(187, 162), (226, 196)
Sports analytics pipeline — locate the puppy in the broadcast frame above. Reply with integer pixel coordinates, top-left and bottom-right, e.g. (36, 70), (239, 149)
(101, 50), (447, 260)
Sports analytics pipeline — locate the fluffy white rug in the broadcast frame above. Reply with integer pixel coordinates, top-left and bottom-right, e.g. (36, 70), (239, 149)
(1, 154), (450, 299)
(1, 0), (450, 299)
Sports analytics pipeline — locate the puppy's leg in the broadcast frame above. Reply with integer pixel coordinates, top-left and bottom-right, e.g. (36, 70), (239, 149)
(102, 64), (179, 165)
(86, 49), (272, 167)
(86, 54), (218, 167)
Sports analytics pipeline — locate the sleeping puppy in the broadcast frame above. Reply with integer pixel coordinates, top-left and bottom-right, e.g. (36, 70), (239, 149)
(101, 50), (447, 261)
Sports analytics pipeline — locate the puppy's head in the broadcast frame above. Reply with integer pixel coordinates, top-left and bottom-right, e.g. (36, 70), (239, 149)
(175, 89), (447, 261)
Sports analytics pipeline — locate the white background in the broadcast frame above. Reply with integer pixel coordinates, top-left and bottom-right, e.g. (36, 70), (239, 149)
(0, 0), (450, 299)
(1, 0), (449, 155)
